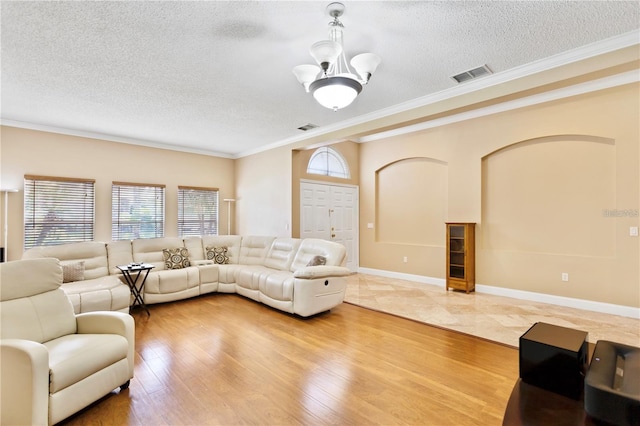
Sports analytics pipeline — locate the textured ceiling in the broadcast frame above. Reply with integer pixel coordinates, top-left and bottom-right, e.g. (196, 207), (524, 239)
(1, 1), (639, 158)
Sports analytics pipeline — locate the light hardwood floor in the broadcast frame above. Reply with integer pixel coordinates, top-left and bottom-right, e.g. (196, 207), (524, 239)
(60, 294), (519, 426)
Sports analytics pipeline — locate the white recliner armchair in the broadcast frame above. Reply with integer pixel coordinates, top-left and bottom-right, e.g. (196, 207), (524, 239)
(0, 258), (135, 425)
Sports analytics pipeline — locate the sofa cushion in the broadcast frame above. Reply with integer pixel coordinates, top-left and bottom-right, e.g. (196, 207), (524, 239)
(206, 246), (229, 264)
(236, 266), (273, 291)
(22, 241), (109, 280)
(217, 264), (243, 286)
(45, 333), (129, 393)
(1, 291), (77, 343)
(239, 236), (275, 265)
(263, 238), (301, 271)
(1, 258), (77, 343)
(144, 267), (200, 295)
(0, 258), (63, 301)
(183, 236), (205, 260)
(132, 237), (185, 270)
(106, 240), (134, 274)
(259, 271), (295, 302)
(162, 247), (191, 269)
(62, 261), (85, 283)
(61, 276), (131, 314)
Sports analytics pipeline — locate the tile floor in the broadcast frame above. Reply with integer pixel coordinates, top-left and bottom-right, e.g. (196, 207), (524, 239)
(345, 273), (640, 348)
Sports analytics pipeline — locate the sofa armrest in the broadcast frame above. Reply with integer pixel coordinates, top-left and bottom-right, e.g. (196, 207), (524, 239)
(293, 265), (354, 279)
(1, 339), (49, 426)
(76, 311), (134, 336)
(76, 312), (135, 377)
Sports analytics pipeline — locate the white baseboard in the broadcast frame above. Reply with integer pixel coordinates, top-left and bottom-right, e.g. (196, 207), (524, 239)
(358, 267), (446, 287)
(357, 267), (640, 319)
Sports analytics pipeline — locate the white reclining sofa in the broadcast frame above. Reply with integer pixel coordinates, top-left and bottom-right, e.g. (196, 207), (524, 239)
(22, 236), (352, 317)
(20, 241), (131, 314)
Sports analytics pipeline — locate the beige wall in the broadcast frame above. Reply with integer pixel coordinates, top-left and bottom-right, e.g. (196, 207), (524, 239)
(234, 83), (639, 308)
(235, 145), (292, 237)
(358, 83), (639, 307)
(0, 126), (235, 260)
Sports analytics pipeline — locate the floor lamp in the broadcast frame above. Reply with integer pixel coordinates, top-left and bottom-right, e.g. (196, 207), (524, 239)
(223, 199), (236, 235)
(1, 189), (19, 262)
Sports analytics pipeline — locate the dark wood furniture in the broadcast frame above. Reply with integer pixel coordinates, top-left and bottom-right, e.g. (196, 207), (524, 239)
(446, 222), (475, 293)
(117, 263), (155, 316)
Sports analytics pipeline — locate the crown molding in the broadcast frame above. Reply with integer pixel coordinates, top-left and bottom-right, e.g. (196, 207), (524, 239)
(357, 70), (639, 143)
(237, 29), (640, 158)
(0, 119), (235, 159)
(370, 29), (640, 118)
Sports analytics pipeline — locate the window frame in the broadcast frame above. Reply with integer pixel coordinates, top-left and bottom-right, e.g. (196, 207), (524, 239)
(177, 185), (219, 237)
(306, 146), (351, 179)
(111, 181), (165, 241)
(23, 174), (96, 249)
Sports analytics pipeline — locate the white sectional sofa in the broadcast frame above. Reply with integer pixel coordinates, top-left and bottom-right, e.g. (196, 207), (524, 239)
(22, 236), (352, 317)
(21, 241), (131, 314)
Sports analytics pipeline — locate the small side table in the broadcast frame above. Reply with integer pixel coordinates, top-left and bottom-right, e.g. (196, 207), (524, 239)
(117, 264), (155, 316)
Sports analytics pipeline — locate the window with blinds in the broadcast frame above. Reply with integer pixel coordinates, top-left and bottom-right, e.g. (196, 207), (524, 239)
(24, 175), (95, 249)
(112, 182), (165, 240)
(307, 146), (351, 179)
(177, 186), (219, 237)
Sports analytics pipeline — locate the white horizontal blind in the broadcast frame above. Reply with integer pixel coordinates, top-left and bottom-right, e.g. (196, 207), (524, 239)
(112, 182), (165, 240)
(178, 186), (219, 237)
(24, 175), (95, 249)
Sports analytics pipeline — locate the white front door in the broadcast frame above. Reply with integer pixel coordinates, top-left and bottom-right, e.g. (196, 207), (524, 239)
(300, 181), (358, 271)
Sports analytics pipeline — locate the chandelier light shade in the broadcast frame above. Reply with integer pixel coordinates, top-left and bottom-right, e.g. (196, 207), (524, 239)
(293, 2), (381, 111)
(292, 65), (321, 92)
(309, 40), (343, 71)
(310, 76), (362, 111)
(350, 53), (382, 82)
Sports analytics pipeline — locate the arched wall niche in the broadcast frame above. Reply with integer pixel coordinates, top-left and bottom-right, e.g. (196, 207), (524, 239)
(376, 157), (448, 246)
(481, 134), (615, 257)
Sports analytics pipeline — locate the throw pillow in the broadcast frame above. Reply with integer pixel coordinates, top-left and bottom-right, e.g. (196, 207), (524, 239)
(205, 246), (229, 264)
(307, 255), (327, 266)
(62, 261), (85, 283)
(162, 247), (190, 269)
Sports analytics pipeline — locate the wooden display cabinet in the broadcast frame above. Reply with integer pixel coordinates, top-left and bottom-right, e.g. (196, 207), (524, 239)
(446, 222), (475, 293)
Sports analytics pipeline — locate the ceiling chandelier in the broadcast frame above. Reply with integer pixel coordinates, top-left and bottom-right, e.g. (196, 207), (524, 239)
(292, 2), (381, 111)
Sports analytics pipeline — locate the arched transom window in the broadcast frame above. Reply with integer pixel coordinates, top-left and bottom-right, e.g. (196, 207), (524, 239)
(306, 147), (351, 179)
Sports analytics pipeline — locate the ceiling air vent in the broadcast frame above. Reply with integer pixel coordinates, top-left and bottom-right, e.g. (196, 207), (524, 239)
(451, 64), (492, 84)
(298, 123), (319, 131)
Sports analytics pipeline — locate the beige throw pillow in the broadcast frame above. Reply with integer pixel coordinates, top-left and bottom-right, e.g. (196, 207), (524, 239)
(162, 247), (190, 269)
(62, 261), (85, 283)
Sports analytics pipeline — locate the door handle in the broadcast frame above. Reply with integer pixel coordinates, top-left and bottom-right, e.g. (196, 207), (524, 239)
(331, 234), (336, 238)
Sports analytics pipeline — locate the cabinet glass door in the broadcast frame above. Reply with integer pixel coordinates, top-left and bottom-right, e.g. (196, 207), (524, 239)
(449, 225), (465, 279)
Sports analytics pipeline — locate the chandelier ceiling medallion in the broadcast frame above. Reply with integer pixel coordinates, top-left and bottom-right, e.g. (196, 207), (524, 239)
(293, 2), (381, 111)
